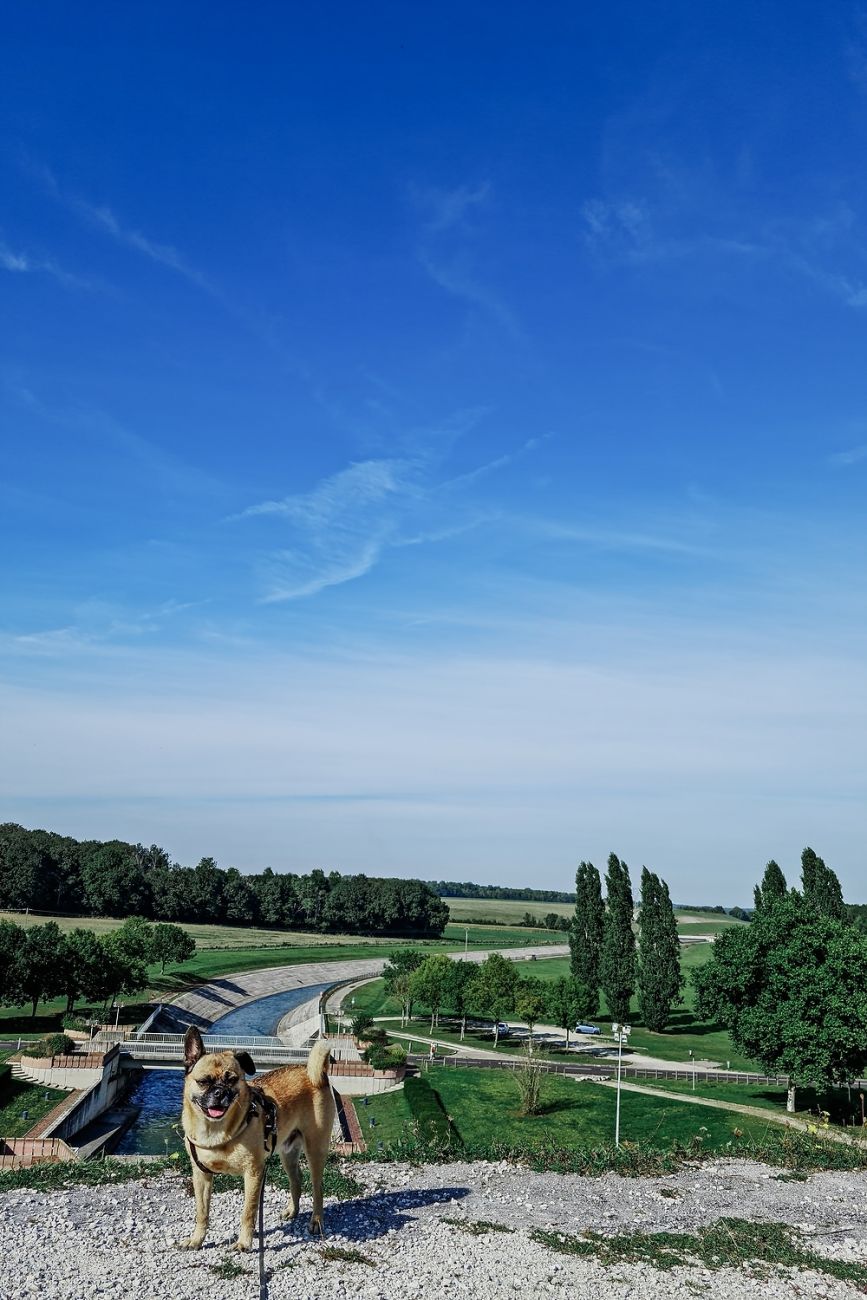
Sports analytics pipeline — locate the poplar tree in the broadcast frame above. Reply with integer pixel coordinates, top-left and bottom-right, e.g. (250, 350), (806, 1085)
(600, 852), (635, 1023)
(569, 861), (604, 1016)
(801, 846), (845, 920)
(753, 860), (787, 913)
(638, 868), (684, 1031)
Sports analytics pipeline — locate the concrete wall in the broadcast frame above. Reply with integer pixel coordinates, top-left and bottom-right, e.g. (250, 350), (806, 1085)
(42, 1048), (127, 1144)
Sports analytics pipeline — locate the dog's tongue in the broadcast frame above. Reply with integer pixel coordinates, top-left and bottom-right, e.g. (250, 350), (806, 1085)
(206, 1106), (226, 1118)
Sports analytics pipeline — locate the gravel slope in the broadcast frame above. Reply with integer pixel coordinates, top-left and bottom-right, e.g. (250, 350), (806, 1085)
(1, 1159), (866, 1299)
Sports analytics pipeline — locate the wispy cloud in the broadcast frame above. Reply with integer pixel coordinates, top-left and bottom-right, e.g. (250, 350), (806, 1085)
(830, 443), (867, 466)
(0, 237), (97, 291)
(235, 432), (547, 602)
(411, 181), (491, 234)
(418, 250), (523, 338)
(29, 160), (212, 291)
(411, 180), (522, 338)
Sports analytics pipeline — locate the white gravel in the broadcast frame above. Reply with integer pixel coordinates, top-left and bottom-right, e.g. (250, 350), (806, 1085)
(1, 1159), (866, 1299)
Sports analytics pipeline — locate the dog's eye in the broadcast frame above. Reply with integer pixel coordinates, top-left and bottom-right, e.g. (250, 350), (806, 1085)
(224, 1073), (237, 1085)
(197, 1076), (213, 1088)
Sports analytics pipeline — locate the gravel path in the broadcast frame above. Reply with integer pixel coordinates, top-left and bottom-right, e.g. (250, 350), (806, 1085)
(2, 1159), (865, 1299)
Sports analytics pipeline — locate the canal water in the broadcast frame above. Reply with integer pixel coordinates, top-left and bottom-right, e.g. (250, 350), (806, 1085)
(115, 981), (331, 1155)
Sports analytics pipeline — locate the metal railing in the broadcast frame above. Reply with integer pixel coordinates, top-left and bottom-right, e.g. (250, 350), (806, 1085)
(115, 1033), (359, 1065)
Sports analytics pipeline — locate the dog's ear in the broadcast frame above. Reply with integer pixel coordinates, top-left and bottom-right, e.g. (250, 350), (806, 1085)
(235, 1051), (256, 1076)
(184, 1025), (205, 1073)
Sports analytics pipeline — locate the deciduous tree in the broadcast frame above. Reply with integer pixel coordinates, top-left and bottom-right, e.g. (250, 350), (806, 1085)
(694, 893), (867, 1111)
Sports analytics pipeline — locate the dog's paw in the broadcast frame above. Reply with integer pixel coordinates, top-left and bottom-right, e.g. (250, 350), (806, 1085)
(308, 1216), (325, 1238)
(281, 1208), (299, 1223)
(177, 1237), (204, 1251)
(232, 1238), (252, 1253)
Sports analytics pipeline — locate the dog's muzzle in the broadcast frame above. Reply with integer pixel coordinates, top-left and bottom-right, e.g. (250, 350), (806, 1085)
(197, 1087), (237, 1120)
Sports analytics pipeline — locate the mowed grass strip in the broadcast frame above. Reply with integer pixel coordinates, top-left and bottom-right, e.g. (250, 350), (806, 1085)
(373, 1067), (765, 1152)
(443, 897), (748, 929)
(0, 910), (554, 952)
(0, 1076), (68, 1138)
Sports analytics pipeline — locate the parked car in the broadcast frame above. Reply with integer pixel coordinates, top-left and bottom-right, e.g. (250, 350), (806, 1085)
(495, 1022), (512, 1037)
(575, 1023), (601, 1035)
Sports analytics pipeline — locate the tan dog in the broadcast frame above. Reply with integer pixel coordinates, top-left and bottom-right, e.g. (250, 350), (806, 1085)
(179, 1025), (335, 1251)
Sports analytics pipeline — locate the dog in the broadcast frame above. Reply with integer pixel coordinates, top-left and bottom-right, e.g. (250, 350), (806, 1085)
(179, 1025), (336, 1251)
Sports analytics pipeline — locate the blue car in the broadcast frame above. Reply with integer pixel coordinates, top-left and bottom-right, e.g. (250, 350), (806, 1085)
(575, 1023), (600, 1035)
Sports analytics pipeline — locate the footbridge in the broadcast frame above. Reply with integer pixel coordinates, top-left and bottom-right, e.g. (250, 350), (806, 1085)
(108, 1032), (361, 1071)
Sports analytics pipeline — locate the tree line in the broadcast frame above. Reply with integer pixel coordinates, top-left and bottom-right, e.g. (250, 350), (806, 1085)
(425, 881), (576, 903)
(697, 847), (867, 1111)
(379, 950), (593, 1050)
(0, 824), (449, 938)
(0, 916), (196, 1020)
(568, 853), (684, 1032)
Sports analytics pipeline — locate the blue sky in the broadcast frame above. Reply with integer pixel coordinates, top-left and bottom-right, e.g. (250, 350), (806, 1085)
(2, 3), (866, 901)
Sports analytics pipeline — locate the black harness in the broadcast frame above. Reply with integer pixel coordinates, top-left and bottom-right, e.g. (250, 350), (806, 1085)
(186, 1085), (279, 1175)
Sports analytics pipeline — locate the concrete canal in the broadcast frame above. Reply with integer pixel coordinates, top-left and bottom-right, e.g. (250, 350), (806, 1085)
(116, 981), (331, 1155)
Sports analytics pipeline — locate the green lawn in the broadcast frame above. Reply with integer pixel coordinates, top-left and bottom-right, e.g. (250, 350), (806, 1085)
(645, 1077), (867, 1127)
(0, 1076), (68, 1138)
(351, 1087), (414, 1147)
(370, 1066), (769, 1153)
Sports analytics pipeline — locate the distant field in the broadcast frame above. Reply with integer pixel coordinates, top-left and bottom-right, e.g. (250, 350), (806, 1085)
(445, 897), (574, 923)
(444, 897), (747, 929)
(0, 911), (555, 952)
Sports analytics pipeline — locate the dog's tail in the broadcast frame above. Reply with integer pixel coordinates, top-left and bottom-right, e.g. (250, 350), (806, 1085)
(307, 1039), (332, 1088)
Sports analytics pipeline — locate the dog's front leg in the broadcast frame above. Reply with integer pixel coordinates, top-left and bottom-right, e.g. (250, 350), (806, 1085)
(179, 1164), (213, 1250)
(234, 1167), (265, 1252)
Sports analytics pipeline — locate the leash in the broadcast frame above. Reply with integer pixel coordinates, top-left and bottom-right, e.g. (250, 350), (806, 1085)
(256, 1091), (278, 1300)
(184, 1089), (278, 1299)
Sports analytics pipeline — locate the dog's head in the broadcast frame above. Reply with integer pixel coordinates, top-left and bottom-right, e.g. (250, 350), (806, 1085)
(183, 1026), (256, 1123)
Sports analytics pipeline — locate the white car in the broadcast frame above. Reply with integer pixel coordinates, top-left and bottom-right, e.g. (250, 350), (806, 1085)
(575, 1023), (601, 1035)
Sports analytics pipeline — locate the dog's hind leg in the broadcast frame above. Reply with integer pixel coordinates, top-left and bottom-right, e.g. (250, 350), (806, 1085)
(179, 1165), (212, 1250)
(304, 1134), (328, 1237)
(279, 1137), (303, 1223)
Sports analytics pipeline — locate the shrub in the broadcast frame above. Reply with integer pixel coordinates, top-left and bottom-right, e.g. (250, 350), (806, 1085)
(61, 1014), (89, 1031)
(514, 1050), (544, 1116)
(22, 1034), (76, 1059)
(351, 1014), (375, 1039)
(362, 1043), (407, 1072)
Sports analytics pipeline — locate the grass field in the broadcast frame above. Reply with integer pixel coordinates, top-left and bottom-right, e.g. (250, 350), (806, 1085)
(443, 897), (748, 929)
(367, 1066), (770, 1153)
(644, 1077), (867, 1127)
(0, 910), (558, 952)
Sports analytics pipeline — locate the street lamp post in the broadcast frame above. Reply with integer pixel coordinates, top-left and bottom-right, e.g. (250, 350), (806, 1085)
(612, 1021), (631, 1147)
(464, 927), (468, 955)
